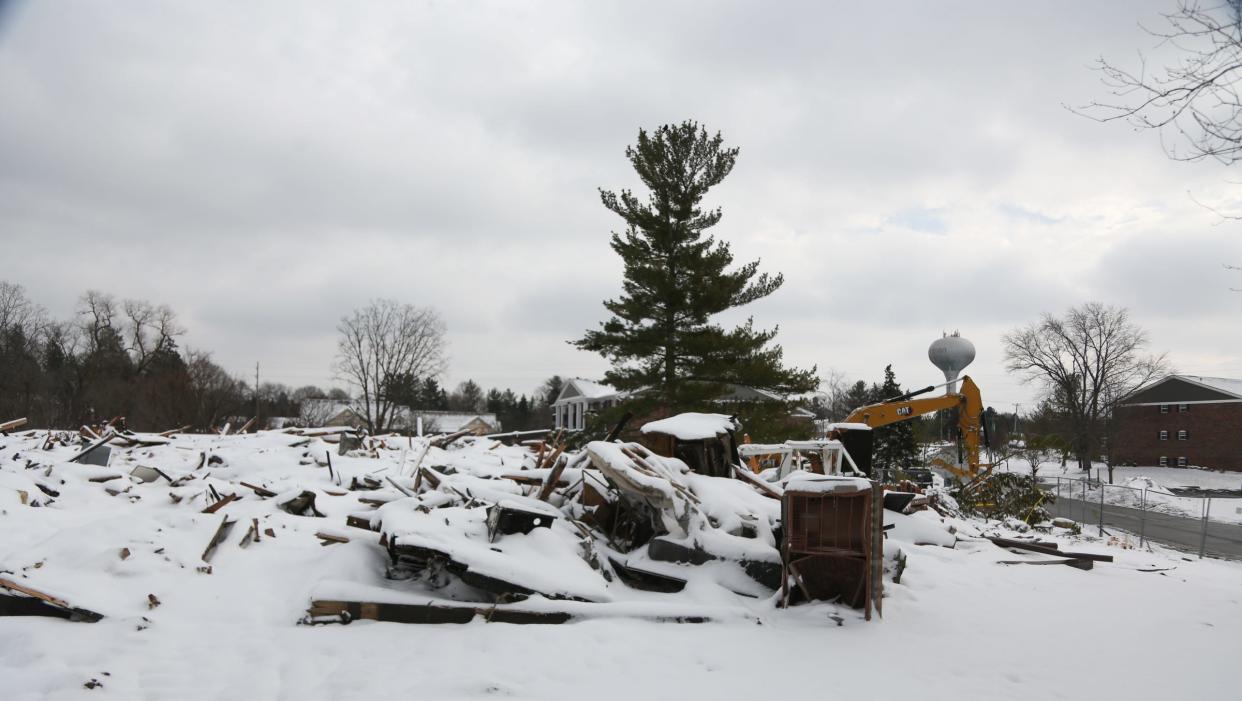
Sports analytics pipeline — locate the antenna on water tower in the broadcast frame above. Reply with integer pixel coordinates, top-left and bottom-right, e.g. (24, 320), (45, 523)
(928, 330), (975, 395)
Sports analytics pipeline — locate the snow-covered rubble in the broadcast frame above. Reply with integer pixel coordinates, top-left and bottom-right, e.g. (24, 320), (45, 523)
(2, 426), (1242, 700)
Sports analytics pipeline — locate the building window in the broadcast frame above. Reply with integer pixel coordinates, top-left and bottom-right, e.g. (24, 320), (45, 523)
(1177, 457), (1188, 467)
(1159, 456), (1168, 467)
(1178, 404), (1188, 413)
(1177, 430), (1188, 441)
(1160, 404), (1169, 414)
(1159, 430), (1168, 441)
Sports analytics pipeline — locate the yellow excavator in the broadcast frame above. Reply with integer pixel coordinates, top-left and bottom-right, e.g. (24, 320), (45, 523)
(834, 375), (993, 480)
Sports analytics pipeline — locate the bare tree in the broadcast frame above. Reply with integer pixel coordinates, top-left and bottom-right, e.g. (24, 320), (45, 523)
(1004, 303), (1170, 471)
(78, 290), (118, 351)
(1079, 0), (1242, 163)
(122, 299), (184, 373)
(0, 281), (49, 340)
(334, 300), (446, 432)
(185, 349), (247, 430)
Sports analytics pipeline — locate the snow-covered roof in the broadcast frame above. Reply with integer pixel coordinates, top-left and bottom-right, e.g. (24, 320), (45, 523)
(1124, 374), (1242, 403)
(553, 378), (621, 405)
(573, 378), (618, 399)
(640, 412), (739, 440)
(1178, 375), (1242, 398)
(417, 412), (498, 433)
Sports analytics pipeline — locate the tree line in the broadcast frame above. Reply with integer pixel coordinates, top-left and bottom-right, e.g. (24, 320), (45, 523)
(0, 281), (566, 433)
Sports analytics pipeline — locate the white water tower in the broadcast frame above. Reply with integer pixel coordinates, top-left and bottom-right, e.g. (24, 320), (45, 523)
(928, 331), (975, 395)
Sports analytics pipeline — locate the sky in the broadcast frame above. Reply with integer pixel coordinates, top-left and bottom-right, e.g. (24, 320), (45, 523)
(2, 0), (1241, 412)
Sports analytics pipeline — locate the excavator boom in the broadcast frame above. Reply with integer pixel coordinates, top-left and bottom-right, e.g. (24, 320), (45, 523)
(838, 376), (988, 477)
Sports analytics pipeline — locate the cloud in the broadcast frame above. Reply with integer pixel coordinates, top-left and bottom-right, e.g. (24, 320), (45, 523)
(0, 0), (1235, 411)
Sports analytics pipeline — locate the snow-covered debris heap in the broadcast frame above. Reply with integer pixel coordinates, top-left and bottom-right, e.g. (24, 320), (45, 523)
(0, 412), (972, 627)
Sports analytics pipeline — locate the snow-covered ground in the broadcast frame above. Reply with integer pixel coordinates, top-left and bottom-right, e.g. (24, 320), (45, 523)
(2, 430), (1240, 700)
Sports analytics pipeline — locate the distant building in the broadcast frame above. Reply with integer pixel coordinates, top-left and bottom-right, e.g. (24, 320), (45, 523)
(550, 378), (813, 432)
(1112, 375), (1242, 472)
(551, 379), (624, 431)
(303, 399), (498, 435)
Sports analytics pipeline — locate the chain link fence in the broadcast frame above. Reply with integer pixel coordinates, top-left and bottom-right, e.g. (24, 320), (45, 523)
(1045, 475), (1242, 560)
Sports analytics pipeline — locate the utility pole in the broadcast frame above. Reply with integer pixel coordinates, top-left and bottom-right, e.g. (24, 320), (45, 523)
(254, 362), (260, 420)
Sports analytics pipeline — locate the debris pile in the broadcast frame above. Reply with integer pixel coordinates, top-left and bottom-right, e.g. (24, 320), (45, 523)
(953, 472), (1053, 524)
(0, 411), (1066, 630)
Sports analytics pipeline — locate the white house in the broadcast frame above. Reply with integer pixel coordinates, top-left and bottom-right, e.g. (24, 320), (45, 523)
(551, 379), (624, 431)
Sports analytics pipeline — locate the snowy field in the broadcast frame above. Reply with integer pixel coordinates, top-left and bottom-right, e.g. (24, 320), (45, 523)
(997, 456), (1242, 524)
(1, 430), (1240, 701)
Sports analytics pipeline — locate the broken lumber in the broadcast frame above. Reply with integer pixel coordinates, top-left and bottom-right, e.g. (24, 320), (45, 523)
(201, 493), (239, 514)
(731, 464), (782, 500)
(989, 537), (1113, 563)
(240, 481), (277, 498)
(0, 417), (28, 433)
(998, 558), (1094, 571)
(0, 578), (103, 622)
(431, 429), (472, 449)
(537, 447), (569, 501)
(201, 516), (236, 564)
(68, 431), (115, 464)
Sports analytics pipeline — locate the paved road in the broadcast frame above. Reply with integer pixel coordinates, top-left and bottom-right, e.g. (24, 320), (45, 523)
(1048, 495), (1242, 560)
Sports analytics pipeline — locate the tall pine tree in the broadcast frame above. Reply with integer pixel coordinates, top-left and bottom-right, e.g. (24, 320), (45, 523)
(871, 365), (920, 471)
(575, 121), (816, 411)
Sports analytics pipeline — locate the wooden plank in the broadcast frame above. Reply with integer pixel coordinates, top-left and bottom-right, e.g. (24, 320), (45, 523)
(537, 446), (569, 501)
(240, 481), (276, 498)
(0, 577), (72, 609)
(731, 465), (782, 499)
(201, 516), (236, 563)
(989, 537), (1113, 563)
(386, 476), (414, 497)
(0, 579), (103, 622)
(0, 417), (28, 432)
(998, 558), (1094, 571)
(201, 493), (239, 514)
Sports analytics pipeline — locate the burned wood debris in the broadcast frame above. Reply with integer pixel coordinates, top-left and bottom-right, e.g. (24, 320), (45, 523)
(0, 410), (1060, 630)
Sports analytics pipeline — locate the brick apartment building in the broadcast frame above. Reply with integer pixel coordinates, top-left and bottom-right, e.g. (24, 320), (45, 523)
(1112, 375), (1242, 472)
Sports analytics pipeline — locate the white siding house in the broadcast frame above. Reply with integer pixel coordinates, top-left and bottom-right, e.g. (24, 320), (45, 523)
(551, 379), (623, 431)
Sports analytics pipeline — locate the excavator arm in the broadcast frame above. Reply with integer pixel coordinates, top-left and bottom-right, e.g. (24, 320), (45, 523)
(838, 376), (988, 478)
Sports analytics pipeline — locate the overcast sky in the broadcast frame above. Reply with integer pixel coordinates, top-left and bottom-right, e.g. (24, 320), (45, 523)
(2, 0), (1241, 411)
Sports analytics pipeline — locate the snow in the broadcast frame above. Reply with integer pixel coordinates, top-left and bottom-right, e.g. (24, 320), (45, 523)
(781, 472), (872, 493)
(1, 429), (1241, 700)
(825, 422), (872, 431)
(640, 412), (739, 440)
(570, 378), (620, 399)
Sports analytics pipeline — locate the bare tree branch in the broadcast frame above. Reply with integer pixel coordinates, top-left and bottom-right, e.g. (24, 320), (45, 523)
(1075, 0), (1242, 164)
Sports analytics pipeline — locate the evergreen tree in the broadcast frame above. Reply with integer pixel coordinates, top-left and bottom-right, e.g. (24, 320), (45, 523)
(450, 380), (484, 412)
(381, 371), (422, 409)
(871, 365), (919, 470)
(842, 380), (874, 415)
(419, 378), (449, 410)
(574, 121), (817, 410)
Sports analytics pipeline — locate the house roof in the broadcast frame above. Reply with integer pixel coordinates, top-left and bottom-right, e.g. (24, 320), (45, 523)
(314, 402), (498, 432)
(554, 378), (621, 404)
(1181, 375), (1242, 398)
(1121, 374), (1242, 404)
